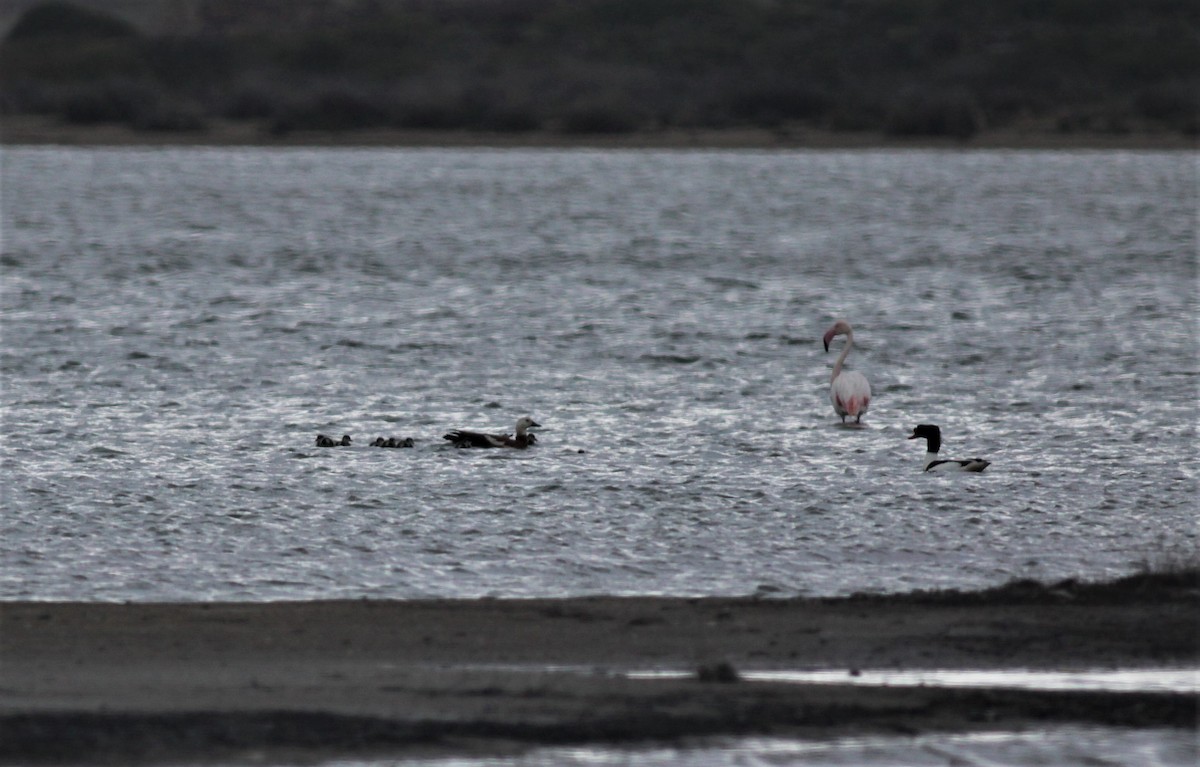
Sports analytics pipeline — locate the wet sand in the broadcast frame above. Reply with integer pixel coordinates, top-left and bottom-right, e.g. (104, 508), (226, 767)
(1, 572), (1196, 764)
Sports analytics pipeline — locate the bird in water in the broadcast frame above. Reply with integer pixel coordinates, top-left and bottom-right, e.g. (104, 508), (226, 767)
(823, 320), (871, 424)
(371, 437), (414, 448)
(908, 424), (990, 472)
(315, 434), (351, 447)
(444, 416), (540, 449)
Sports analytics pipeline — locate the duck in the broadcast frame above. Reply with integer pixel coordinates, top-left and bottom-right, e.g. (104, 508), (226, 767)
(444, 416), (540, 449)
(315, 434), (352, 447)
(371, 437), (414, 448)
(908, 424), (990, 472)
(823, 320), (871, 424)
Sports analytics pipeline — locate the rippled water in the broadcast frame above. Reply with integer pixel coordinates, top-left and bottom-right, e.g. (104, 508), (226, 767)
(1, 147), (1195, 601)
(320, 728), (1197, 767)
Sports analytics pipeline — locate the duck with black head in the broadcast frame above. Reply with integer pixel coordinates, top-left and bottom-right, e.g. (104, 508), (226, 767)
(908, 424), (990, 472)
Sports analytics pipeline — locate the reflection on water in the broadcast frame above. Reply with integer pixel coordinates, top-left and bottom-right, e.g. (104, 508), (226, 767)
(317, 727), (1196, 766)
(628, 667), (1200, 694)
(391, 662), (1199, 694)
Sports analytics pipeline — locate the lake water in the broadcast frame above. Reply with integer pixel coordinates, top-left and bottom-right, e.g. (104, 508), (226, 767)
(317, 727), (1197, 767)
(319, 728), (1196, 767)
(1, 146), (1196, 602)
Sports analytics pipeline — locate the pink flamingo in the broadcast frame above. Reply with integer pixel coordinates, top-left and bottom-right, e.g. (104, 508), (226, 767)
(822, 320), (871, 424)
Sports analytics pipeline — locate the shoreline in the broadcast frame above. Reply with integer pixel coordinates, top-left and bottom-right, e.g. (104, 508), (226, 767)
(2, 116), (1197, 150)
(2, 572), (1196, 763)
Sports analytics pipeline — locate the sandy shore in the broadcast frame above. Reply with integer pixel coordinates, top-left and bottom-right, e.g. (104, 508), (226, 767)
(2, 115), (1197, 150)
(1, 572), (1195, 763)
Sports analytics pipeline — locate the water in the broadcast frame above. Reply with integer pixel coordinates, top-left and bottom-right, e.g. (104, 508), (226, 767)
(1, 147), (1196, 602)
(629, 667), (1200, 693)
(310, 728), (1197, 767)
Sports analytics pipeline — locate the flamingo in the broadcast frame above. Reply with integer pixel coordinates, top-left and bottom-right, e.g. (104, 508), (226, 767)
(822, 320), (871, 424)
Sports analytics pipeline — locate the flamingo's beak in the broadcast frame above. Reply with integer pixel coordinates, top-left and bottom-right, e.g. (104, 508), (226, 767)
(822, 328), (835, 352)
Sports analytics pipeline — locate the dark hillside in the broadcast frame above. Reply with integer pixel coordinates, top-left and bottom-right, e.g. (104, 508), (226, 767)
(2, 0), (1196, 140)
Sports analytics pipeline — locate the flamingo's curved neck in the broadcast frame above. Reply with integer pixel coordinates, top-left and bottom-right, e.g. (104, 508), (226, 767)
(831, 330), (853, 382)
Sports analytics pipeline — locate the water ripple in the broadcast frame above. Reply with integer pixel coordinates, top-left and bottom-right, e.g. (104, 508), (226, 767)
(0, 147), (1195, 602)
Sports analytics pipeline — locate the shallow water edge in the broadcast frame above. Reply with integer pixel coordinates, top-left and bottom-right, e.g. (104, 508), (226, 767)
(5, 115), (1198, 150)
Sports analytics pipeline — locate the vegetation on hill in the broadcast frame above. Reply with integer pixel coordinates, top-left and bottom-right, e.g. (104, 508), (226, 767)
(2, 0), (1197, 139)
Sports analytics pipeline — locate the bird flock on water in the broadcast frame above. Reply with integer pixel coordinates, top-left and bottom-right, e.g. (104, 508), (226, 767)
(316, 320), (989, 472)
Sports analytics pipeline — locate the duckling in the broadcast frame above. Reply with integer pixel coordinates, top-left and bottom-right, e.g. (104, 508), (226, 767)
(315, 434), (351, 447)
(371, 436), (415, 448)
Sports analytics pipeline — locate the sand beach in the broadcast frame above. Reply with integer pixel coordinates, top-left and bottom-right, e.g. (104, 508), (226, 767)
(1, 572), (1195, 763)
